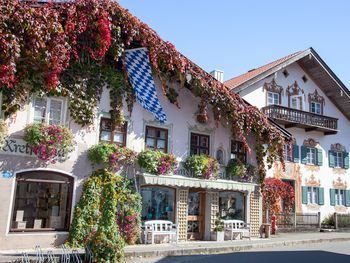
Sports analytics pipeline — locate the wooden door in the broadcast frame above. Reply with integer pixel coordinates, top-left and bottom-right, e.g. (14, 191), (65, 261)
(187, 189), (206, 240)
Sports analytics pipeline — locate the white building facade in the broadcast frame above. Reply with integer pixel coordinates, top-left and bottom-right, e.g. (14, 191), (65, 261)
(225, 48), (350, 221)
(0, 66), (271, 249)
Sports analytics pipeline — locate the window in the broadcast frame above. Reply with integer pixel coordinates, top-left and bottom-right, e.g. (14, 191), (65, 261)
(33, 96), (65, 125)
(145, 126), (168, 153)
(140, 186), (175, 221)
(335, 152), (344, 168)
(219, 191), (245, 221)
(307, 187), (319, 204)
(216, 149), (224, 165)
(100, 118), (127, 146)
(306, 147), (316, 165)
(335, 189), (345, 206)
(310, 102), (321, 115)
(291, 96), (302, 110)
(231, 141), (246, 163)
(284, 144), (293, 162)
(267, 92), (280, 105)
(11, 171), (73, 232)
(190, 133), (210, 155)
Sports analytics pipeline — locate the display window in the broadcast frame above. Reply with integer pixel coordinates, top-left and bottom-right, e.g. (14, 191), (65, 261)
(11, 171), (74, 232)
(140, 186), (175, 222)
(219, 191), (245, 221)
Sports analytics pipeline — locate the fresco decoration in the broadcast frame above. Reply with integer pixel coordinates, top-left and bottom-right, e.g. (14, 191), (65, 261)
(331, 143), (346, 152)
(286, 81), (305, 97)
(263, 79), (284, 95)
(273, 162), (302, 212)
(304, 174), (321, 187)
(308, 89), (325, 106)
(303, 138), (320, 148)
(333, 177), (347, 190)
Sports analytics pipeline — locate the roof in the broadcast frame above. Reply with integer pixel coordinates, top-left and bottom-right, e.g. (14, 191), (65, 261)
(225, 51), (302, 90)
(225, 48), (350, 121)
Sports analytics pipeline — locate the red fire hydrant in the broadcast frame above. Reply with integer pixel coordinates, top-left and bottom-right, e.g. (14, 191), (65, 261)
(271, 215), (277, 234)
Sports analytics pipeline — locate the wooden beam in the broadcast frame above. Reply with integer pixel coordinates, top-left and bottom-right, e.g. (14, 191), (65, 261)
(324, 131), (338, 136)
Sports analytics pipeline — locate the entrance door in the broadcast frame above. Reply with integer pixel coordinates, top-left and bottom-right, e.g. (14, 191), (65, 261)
(187, 189), (205, 240)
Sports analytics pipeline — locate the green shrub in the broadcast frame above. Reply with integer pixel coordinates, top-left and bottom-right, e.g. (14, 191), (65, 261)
(322, 214), (335, 226)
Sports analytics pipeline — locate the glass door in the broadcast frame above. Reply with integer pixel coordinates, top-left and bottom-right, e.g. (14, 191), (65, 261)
(187, 189), (205, 240)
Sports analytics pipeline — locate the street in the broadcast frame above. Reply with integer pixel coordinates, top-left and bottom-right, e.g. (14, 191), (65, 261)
(126, 241), (350, 263)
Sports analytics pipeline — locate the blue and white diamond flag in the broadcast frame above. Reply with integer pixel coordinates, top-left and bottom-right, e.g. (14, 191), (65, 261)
(124, 48), (167, 123)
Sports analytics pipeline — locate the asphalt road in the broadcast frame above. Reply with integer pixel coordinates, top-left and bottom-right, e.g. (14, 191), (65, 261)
(126, 241), (350, 263)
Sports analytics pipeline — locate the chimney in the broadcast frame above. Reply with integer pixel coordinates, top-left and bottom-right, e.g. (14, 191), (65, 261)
(210, 70), (224, 83)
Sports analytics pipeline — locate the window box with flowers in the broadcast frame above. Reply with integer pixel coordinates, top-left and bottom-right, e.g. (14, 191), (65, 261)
(184, 155), (219, 180)
(137, 149), (178, 175)
(225, 159), (257, 182)
(24, 123), (75, 163)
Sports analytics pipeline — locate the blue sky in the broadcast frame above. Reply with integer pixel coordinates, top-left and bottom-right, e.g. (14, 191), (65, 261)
(118, 0), (350, 87)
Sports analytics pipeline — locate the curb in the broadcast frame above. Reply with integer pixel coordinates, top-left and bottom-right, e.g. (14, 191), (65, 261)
(124, 237), (350, 258)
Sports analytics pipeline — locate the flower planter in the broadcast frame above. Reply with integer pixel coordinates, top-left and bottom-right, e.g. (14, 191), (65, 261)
(211, 231), (225, 242)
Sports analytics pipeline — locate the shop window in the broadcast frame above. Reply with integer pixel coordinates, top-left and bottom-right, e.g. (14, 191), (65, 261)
(145, 126), (168, 153)
(190, 133), (210, 155)
(230, 141), (246, 163)
(140, 186), (175, 222)
(11, 171), (73, 232)
(219, 191), (245, 221)
(33, 96), (66, 125)
(99, 118), (127, 146)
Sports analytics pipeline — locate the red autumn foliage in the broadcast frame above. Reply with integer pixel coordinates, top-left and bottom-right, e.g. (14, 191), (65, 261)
(262, 178), (295, 214)
(0, 0), (290, 183)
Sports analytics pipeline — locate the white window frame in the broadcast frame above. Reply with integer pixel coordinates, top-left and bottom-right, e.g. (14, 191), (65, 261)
(283, 144), (293, 162)
(30, 96), (67, 125)
(290, 95), (303, 110)
(307, 186), (318, 204)
(306, 147), (316, 165)
(310, 102), (321, 115)
(334, 151), (343, 168)
(267, 91), (279, 106)
(335, 189), (345, 206)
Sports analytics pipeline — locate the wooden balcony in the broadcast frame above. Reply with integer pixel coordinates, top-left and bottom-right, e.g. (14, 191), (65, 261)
(262, 105), (338, 135)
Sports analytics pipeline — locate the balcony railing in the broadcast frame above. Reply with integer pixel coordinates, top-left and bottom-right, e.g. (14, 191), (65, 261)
(262, 105), (338, 135)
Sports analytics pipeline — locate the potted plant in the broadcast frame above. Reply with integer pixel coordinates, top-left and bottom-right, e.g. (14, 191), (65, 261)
(211, 215), (225, 241)
(184, 155), (219, 179)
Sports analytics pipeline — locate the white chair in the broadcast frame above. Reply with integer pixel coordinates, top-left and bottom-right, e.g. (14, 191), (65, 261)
(223, 219), (251, 240)
(143, 220), (178, 244)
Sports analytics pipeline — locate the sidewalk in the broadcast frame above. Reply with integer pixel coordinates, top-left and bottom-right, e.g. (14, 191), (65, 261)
(125, 232), (350, 258)
(1, 232), (350, 262)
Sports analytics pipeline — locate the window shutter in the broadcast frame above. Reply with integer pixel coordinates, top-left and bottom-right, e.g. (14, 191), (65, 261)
(343, 152), (349, 169)
(318, 187), (324, 205)
(328, 150), (335, 168)
(316, 149), (323, 166)
(345, 190), (350, 207)
(302, 186), (308, 204)
(301, 146), (307, 164)
(293, 145), (299, 163)
(330, 189), (336, 206)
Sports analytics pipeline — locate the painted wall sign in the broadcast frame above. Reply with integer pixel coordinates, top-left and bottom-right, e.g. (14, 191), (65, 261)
(0, 138), (35, 157)
(0, 138), (77, 161)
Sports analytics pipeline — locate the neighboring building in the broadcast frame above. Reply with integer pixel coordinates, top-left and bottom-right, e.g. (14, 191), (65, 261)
(225, 47), (350, 221)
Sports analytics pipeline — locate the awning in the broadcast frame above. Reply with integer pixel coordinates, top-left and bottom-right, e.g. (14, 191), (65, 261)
(138, 173), (257, 192)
